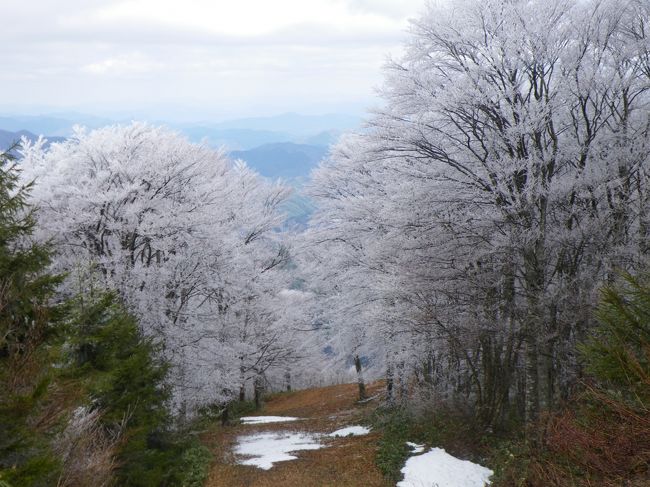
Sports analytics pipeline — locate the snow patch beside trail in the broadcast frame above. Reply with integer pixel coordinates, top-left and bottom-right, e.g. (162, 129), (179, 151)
(235, 432), (322, 470)
(398, 447), (493, 487)
(328, 425), (371, 437)
(240, 416), (300, 424)
(234, 424), (372, 469)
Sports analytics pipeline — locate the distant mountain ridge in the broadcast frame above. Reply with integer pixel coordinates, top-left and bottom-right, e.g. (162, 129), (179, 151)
(178, 127), (294, 150)
(229, 140), (330, 227)
(175, 112), (355, 150)
(0, 112), (358, 150)
(230, 142), (328, 180)
(0, 129), (66, 152)
(200, 112), (360, 134)
(0, 114), (111, 137)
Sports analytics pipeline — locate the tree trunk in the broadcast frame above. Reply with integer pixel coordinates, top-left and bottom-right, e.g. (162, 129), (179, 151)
(284, 369), (292, 392)
(221, 403), (230, 426)
(386, 362), (394, 404)
(524, 330), (539, 425)
(397, 361), (407, 400)
(523, 218), (546, 426)
(425, 351), (434, 386)
(239, 361), (246, 401)
(254, 375), (264, 410)
(354, 354), (367, 401)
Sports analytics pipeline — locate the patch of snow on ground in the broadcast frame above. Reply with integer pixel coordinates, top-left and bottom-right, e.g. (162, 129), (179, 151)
(235, 432), (322, 470)
(328, 425), (371, 437)
(406, 441), (425, 454)
(397, 447), (493, 487)
(240, 416), (300, 424)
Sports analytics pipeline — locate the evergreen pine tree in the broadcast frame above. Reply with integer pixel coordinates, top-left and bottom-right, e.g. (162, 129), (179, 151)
(0, 146), (66, 486)
(67, 291), (176, 486)
(582, 273), (650, 407)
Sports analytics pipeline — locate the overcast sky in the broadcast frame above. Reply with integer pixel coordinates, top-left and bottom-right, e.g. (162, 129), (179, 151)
(1, 0), (424, 121)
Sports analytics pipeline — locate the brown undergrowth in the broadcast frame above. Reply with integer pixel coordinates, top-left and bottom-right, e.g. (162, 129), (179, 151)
(493, 387), (650, 487)
(202, 382), (390, 487)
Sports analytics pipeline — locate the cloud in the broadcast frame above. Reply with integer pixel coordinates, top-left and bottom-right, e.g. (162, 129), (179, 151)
(81, 53), (163, 75)
(345, 0), (425, 18)
(0, 0), (420, 118)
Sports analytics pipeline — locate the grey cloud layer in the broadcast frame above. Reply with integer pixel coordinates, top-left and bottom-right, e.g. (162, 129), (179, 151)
(0, 0), (420, 117)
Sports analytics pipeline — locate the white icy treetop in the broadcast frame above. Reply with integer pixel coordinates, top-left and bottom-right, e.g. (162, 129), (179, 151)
(19, 123), (303, 411)
(304, 0), (650, 416)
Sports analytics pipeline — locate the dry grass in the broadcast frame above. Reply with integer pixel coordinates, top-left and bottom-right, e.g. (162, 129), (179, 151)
(53, 406), (123, 487)
(532, 388), (650, 487)
(203, 382), (390, 487)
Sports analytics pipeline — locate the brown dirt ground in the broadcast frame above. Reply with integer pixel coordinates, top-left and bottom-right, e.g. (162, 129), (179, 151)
(202, 382), (391, 487)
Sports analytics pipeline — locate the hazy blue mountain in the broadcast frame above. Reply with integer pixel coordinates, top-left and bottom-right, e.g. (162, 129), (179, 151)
(204, 112), (360, 135)
(298, 130), (342, 147)
(179, 127), (294, 150)
(0, 111), (360, 152)
(0, 114), (112, 137)
(176, 113), (359, 149)
(230, 142), (328, 179)
(0, 129), (66, 151)
(39, 111), (114, 129)
(229, 139), (331, 227)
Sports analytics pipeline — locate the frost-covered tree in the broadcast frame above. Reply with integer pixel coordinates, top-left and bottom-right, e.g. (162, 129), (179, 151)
(306, 0), (650, 425)
(19, 123), (299, 412)
(301, 134), (401, 399)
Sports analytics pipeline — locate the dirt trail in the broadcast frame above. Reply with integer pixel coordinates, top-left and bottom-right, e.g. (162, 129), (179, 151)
(202, 382), (390, 487)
